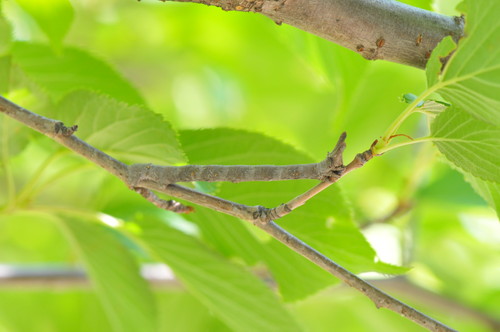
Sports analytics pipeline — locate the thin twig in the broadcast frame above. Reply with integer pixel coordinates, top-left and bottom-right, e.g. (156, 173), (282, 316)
(258, 139), (377, 221)
(258, 222), (457, 332)
(0, 96), (456, 331)
(133, 187), (194, 214)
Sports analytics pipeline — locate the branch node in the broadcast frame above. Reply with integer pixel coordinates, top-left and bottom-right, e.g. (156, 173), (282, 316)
(345, 140), (376, 173)
(252, 204), (288, 224)
(320, 132), (347, 181)
(54, 122), (78, 137)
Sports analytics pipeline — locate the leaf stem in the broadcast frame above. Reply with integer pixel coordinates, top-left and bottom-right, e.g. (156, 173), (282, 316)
(381, 93), (428, 142)
(376, 137), (437, 154)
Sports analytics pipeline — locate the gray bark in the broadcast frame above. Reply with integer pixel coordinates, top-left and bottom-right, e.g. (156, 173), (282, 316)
(162, 0), (464, 68)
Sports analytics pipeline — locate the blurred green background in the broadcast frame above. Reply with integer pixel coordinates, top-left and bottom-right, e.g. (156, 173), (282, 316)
(0, 0), (499, 331)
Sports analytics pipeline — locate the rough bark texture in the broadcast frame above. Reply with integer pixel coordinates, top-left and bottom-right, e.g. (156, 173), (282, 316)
(163, 0), (464, 68)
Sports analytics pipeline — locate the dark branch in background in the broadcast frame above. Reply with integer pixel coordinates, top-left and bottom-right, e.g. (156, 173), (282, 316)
(2, 265), (498, 331)
(159, 0), (464, 68)
(0, 96), (456, 332)
(361, 199), (413, 229)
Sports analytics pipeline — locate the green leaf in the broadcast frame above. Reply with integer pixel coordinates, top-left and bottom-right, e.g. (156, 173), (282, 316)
(180, 129), (406, 301)
(431, 107), (500, 183)
(222, 180), (407, 294)
(58, 217), (157, 332)
(425, 36), (456, 87)
(157, 291), (231, 332)
(14, 0), (73, 49)
(264, 238), (335, 302)
(180, 128), (310, 165)
(179, 128), (338, 299)
(0, 55), (10, 93)
(0, 108), (32, 159)
(11, 42), (144, 105)
(428, 1), (500, 126)
(465, 174), (500, 219)
(50, 91), (185, 165)
(417, 165), (486, 206)
(0, 14), (12, 55)
(0, 291), (113, 332)
(180, 128), (306, 265)
(137, 217), (303, 332)
(187, 208), (264, 265)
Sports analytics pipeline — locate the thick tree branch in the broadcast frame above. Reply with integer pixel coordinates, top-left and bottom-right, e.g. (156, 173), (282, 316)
(128, 132), (346, 184)
(0, 96), (456, 331)
(159, 0), (464, 68)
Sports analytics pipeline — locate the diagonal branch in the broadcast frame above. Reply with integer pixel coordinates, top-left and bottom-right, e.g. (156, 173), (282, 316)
(133, 187), (194, 214)
(0, 95), (456, 331)
(259, 222), (457, 332)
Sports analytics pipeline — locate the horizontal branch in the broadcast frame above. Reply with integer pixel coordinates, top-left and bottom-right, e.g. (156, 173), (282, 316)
(1, 265), (497, 330)
(128, 133), (346, 184)
(159, 0), (464, 68)
(0, 95), (456, 331)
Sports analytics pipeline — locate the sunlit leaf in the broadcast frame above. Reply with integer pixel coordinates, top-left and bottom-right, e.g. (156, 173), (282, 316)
(0, 56), (10, 93)
(58, 217), (157, 332)
(0, 291), (113, 332)
(180, 128), (339, 300)
(14, 0), (73, 49)
(0, 211), (71, 261)
(426, 36), (456, 87)
(0, 14), (12, 54)
(264, 238), (335, 302)
(180, 128), (309, 165)
(431, 107), (500, 183)
(428, 0), (500, 126)
(180, 128), (306, 265)
(465, 174), (500, 219)
(11, 42), (144, 105)
(416, 165), (486, 207)
(180, 128), (407, 301)
(50, 91), (185, 165)
(157, 291), (231, 332)
(0, 110), (32, 159)
(137, 217), (304, 332)
(186, 208), (264, 265)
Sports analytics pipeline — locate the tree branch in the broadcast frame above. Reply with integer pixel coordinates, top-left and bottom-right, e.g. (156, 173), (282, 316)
(2, 265), (498, 331)
(127, 132), (347, 184)
(0, 95), (456, 331)
(259, 222), (456, 332)
(158, 0), (464, 68)
(133, 187), (194, 213)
